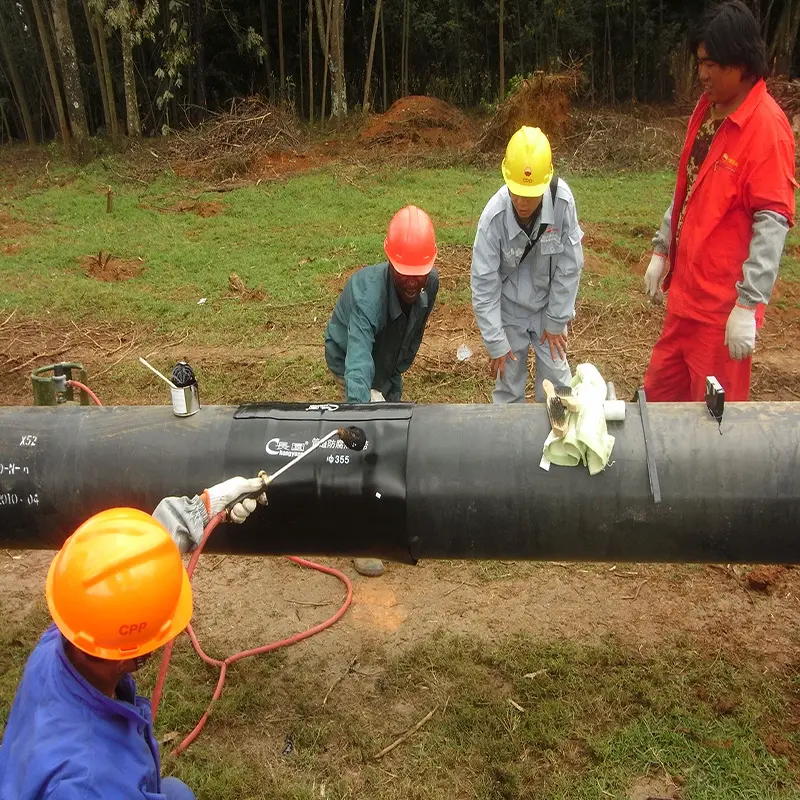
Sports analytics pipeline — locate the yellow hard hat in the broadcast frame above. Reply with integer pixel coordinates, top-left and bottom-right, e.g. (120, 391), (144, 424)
(501, 126), (553, 197)
(46, 508), (193, 660)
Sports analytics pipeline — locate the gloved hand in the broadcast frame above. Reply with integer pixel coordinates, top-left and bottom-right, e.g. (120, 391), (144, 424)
(203, 476), (267, 523)
(724, 304), (756, 360)
(644, 253), (666, 298)
(370, 389), (386, 402)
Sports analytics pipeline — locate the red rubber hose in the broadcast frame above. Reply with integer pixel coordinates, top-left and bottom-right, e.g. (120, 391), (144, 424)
(67, 380), (102, 406)
(151, 510), (353, 756)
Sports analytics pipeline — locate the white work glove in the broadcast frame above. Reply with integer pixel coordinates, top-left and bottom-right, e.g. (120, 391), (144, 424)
(724, 304), (756, 360)
(644, 253), (667, 299)
(203, 476), (267, 523)
(370, 389), (386, 402)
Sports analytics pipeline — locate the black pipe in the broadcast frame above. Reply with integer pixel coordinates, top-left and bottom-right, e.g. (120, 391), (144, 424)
(0, 402), (798, 564)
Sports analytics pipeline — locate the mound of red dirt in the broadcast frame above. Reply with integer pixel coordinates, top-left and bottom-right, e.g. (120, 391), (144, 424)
(359, 95), (476, 148)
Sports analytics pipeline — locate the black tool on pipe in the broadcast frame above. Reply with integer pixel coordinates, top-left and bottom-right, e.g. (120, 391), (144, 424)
(0, 402), (798, 565)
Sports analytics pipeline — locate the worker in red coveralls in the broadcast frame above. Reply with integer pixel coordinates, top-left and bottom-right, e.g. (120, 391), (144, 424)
(643, 0), (797, 401)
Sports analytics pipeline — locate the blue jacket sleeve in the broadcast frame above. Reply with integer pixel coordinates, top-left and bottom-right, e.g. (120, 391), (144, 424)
(343, 303), (380, 404)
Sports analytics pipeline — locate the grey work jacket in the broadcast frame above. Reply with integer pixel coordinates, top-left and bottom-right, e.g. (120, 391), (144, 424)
(471, 181), (584, 359)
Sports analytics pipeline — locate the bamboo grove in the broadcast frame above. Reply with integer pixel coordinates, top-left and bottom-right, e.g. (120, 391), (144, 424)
(0, 0), (798, 153)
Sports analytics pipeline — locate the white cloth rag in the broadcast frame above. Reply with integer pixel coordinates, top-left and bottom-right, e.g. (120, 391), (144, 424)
(542, 364), (615, 475)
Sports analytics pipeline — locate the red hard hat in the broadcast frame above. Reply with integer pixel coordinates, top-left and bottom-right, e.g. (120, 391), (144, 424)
(383, 206), (437, 276)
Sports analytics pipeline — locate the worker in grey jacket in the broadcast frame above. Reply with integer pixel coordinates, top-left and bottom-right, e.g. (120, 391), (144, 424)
(471, 126), (584, 403)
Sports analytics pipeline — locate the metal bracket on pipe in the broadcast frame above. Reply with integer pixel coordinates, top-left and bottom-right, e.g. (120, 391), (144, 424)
(634, 388), (661, 504)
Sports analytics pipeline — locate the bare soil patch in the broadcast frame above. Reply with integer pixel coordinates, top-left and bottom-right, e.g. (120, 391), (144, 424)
(251, 150), (335, 180)
(80, 251), (144, 282)
(0, 208), (37, 251)
(627, 775), (682, 800)
(227, 272), (269, 302)
(163, 200), (224, 217)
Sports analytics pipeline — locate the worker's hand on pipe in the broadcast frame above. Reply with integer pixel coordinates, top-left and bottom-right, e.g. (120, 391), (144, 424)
(489, 350), (516, 380)
(539, 329), (568, 361)
(370, 389), (386, 402)
(724, 303), (756, 360)
(203, 476), (268, 523)
(644, 253), (667, 299)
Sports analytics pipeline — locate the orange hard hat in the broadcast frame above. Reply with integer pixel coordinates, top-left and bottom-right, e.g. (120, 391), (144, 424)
(383, 205), (438, 276)
(46, 508), (193, 660)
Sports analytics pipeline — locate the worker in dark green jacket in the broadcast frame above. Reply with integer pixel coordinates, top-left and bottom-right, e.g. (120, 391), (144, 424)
(324, 206), (438, 578)
(325, 205), (439, 405)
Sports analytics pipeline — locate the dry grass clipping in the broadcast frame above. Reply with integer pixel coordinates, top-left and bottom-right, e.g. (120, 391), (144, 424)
(767, 77), (800, 119)
(169, 97), (302, 181)
(562, 109), (685, 173)
(475, 70), (580, 153)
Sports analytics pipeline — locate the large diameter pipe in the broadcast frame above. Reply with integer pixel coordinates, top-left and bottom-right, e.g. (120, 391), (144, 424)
(0, 403), (797, 564)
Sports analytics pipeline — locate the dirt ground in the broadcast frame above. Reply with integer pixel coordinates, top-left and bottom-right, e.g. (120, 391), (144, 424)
(3, 551), (800, 685)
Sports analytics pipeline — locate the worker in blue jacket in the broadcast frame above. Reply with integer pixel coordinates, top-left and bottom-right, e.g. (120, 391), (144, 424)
(324, 205), (439, 405)
(324, 205), (438, 578)
(0, 477), (266, 800)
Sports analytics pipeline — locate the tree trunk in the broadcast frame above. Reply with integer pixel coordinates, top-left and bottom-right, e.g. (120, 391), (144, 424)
(37, 66), (57, 138)
(259, 0), (276, 98)
(604, 0), (614, 103)
(277, 0), (285, 97)
(770, 0), (800, 75)
(588, 7), (595, 103)
(195, 0), (207, 114)
(119, 5), (141, 138)
(362, 0), (382, 112)
(30, 0), (70, 148)
(630, 0), (636, 102)
(80, 0), (111, 137)
(298, 0), (304, 111)
(454, 0), (463, 104)
(401, 0), (409, 96)
(50, 0), (89, 152)
(308, 0), (313, 121)
(0, 99), (11, 143)
(329, 0), (345, 116)
(95, 13), (119, 146)
(380, 1), (386, 110)
(315, 0), (333, 118)
(762, 0), (777, 37)
(498, 0), (504, 101)
(658, 0), (664, 101)
(0, 13), (36, 143)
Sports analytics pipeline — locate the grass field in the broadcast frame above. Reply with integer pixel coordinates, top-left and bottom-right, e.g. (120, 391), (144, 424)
(2, 158), (798, 407)
(2, 151), (800, 798)
(1, 601), (798, 800)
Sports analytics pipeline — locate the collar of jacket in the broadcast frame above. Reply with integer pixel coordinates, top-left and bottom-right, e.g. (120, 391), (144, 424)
(503, 186), (555, 240)
(52, 630), (148, 725)
(692, 78), (766, 131)
(386, 262), (432, 322)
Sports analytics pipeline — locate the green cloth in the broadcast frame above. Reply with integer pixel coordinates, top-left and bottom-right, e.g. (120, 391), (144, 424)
(543, 363), (615, 476)
(324, 262), (438, 403)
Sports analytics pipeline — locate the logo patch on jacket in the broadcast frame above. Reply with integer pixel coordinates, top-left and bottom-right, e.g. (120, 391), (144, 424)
(721, 153), (739, 170)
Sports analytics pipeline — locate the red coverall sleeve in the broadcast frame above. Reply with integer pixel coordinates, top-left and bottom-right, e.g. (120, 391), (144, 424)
(743, 136), (797, 226)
